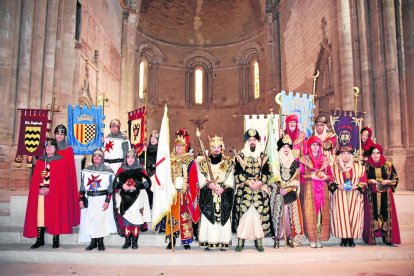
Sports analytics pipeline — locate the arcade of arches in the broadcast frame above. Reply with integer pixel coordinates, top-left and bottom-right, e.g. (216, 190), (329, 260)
(0, 0), (413, 190)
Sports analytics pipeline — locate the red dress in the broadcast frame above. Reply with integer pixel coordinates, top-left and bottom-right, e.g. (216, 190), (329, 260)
(23, 155), (79, 237)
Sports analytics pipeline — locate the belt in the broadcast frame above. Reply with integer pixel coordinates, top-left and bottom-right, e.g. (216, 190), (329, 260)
(39, 184), (49, 189)
(104, 158), (123, 164)
(87, 190), (108, 197)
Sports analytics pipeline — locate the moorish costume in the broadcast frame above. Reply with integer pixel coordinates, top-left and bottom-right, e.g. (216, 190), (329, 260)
(314, 115), (337, 166)
(282, 114), (307, 161)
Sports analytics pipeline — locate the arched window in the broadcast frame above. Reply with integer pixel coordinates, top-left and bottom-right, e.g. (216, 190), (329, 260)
(138, 59), (148, 99)
(194, 67), (204, 104)
(253, 61), (260, 99)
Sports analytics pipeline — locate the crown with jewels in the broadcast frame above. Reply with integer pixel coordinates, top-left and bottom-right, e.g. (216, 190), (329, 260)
(208, 135), (224, 149)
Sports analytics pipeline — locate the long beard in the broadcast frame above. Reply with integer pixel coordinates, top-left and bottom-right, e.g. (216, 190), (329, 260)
(249, 145), (256, 152)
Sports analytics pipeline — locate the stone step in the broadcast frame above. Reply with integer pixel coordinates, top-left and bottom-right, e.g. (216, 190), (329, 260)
(0, 242), (413, 266)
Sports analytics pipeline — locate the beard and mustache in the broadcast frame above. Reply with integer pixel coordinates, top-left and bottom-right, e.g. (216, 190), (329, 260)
(249, 144), (256, 152)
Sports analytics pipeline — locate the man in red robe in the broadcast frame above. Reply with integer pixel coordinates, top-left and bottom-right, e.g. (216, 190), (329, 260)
(23, 138), (78, 249)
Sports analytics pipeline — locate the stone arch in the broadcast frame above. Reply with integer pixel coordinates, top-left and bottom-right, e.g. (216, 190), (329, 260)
(184, 50), (214, 108)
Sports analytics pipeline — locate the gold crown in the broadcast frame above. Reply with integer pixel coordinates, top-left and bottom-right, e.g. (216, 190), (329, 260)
(151, 129), (159, 138)
(208, 135), (224, 149)
(174, 135), (186, 145)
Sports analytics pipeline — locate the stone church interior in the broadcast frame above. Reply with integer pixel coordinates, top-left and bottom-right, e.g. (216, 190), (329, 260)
(1, 0), (412, 190)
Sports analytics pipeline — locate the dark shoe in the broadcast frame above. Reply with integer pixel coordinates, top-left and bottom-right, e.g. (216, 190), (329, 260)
(205, 247), (211, 251)
(254, 239), (264, 252)
(340, 238), (347, 247)
(348, 238), (355, 247)
(97, 238), (105, 251)
(86, 238), (98, 251)
(52, 235), (60, 248)
(183, 244), (191, 250)
(166, 236), (176, 250)
(235, 239), (245, 252)
(382, 236), (393, 245)
(31, 227), (45, 249)
(122, 236), (132, 249)
(286, 238), (295, 248)
(140, 223), (148, 233)
(131, 236), (139, 249)
(274, 240), (280, 249)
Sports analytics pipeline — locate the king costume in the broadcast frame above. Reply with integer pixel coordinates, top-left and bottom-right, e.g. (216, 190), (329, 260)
(233, 128), (271, 252)
(197, 135), (234, 250)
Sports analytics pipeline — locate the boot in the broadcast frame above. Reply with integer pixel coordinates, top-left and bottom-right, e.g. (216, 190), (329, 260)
(340, 238), (347, 247)
(52, 235), (60, 248)
(348, 238), (355, 247)
(183, 244), (191, 250)
(235, 238), (245, 252)
(122, 235), (132, 249)
(286, 237), (295, 248)
(274, 239), (280, 249)
(166, 236), (176, 250)
(85, 238), (98, 251)
(254, 239), (264, 252)
(31, 227), (45, 249)
(131, 236), (139, 249)
(316, 239), (323, 248)
(97, 237), (105, 251)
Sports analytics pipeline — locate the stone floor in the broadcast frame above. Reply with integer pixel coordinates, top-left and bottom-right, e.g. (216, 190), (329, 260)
(0, 189), (413, 275)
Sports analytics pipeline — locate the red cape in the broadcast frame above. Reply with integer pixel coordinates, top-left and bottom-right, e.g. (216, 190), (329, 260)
(57, 147), (80, 227)
(23, 156), (78, 237)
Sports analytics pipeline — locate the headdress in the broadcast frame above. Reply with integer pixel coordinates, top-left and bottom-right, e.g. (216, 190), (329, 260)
(174, 128), (191, 152)
(315, 115), (328, 124)
(92, 148), (104, 158)
(208, 135), (225, 150)
(285, 114), (299, 124)
(243, 128), (260, 143)
(277, 135), (293, 151)
(366, 144), (386, 168)
(336, 145), (354, 155)
(44, 138), (58, 148)
(150, 129), (159, 139)
(54, 125), (67, 135)
(126, 149), (137, 158)
(110, 119), (121, 128)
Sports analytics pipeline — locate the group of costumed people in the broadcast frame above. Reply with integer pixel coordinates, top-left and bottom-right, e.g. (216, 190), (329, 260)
(23, 113), (401, 252)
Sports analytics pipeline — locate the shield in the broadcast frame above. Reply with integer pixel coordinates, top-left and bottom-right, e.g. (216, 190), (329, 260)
(74, 124), (96, 145)
(25, 126), (41, 153)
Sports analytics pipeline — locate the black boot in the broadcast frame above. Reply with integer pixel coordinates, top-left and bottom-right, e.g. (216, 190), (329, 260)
(274, 239), (280, 249)
(348, 238), (355, 247)
(183, 244), (191, 250)
(52, 235), (60, 248)
(286, 237), (295, 248)
(97, 237), (105, 251)
(166, 236), (176, 250)
(85, 238), (98, 251)
(254, 239), (264, 252)
(131, 236), (139, 249)
(122, 235), (132, 249)
(235, 238), (245, 252)
(340, 238), (347, 247)
(31, 227), (45, 249)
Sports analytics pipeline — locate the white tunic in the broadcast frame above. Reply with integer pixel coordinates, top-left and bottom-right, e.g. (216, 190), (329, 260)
(120, 190), (152, 225)
(78, 169), (117, 242)
(103, 136), (130, 173)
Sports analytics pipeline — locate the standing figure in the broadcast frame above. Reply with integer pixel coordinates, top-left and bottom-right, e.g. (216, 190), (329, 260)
(113, 149), (151, 249)
(300, 136), (333, 248)
(282, 114), (307, 161)
(360, 127), (375, 164)
(197, 135), (234, 250)
(79, 149), (117, 251)
(270, 135), (305, 249)
(165, 129), (200, 250)
(24, 138), (78, 249)
(54, 125), (80, 228)
(313, 115), (337, 166)
(233, 128), (271, 252)
(103, 119), (130, 173)
(330, 146), (367, 247)
(363, 144), (401, 245)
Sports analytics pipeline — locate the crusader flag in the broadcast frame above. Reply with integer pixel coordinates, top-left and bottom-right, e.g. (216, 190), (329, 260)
(281, 91), (315, 138)
(128, 106), (146, 156)
(15, 109), (50, 166)
(67, 105), (105, 155)
(330, 110), (363, 155)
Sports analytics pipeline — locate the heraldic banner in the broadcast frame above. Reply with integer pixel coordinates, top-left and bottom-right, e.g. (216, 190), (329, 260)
(330, 110), (363, 155)
(67, 105), (104, 155)
(128, 106), (146, 156)
(15, 109), (50, 164)
(281, 91), (315, 138)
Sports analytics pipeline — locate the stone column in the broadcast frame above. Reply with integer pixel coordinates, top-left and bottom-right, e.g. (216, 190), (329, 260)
(41, 0), (59, 108)
(336, 0), (355, 110)
(14, 0), (35, 143)
(403, 0), (414, 190)
(28, 0), (47, 108)
(357, 0), (374, 128)
(120, 11), (138, 125)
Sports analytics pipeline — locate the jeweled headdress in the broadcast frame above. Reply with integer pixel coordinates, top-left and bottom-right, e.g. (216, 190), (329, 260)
(208, 135), (225, 150)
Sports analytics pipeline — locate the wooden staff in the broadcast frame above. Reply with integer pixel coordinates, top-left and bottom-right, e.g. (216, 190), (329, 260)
(143, 88), (148, 168)
(312, 70), (320, 109)
(196, 128), (216, 182)
(354, 87), (363, 161)
(45, 96), (61, 137)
